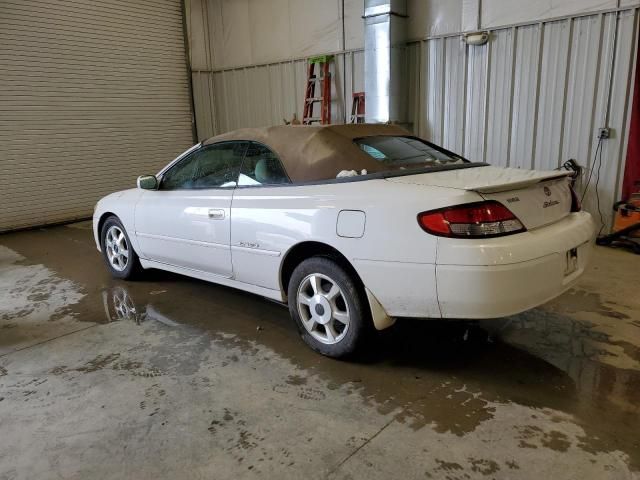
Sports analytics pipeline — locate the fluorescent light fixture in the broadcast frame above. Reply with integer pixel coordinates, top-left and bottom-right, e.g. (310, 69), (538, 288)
(463, 31), (490, 46)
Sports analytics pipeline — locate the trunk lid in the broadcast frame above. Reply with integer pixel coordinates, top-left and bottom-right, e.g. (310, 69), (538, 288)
(387, 166), (573, 230)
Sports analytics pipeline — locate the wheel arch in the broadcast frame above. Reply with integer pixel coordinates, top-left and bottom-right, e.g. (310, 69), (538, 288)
(279, 241), (363, 298)
(279, 241), (395, 330)
(97, 212), (138, 255)
(97, 211), (118, 240)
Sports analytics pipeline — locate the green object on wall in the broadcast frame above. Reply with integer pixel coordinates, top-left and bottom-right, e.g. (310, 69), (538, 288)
(308, 55), (334, 64)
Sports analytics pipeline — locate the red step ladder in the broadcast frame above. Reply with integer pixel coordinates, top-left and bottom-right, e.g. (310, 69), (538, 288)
(350, 92), (365, 123)
(302, 55), (332, 125)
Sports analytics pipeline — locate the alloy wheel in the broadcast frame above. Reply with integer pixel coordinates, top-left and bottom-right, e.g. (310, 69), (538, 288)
(105, 225), (129, 272)
(296, 273), (350, 344)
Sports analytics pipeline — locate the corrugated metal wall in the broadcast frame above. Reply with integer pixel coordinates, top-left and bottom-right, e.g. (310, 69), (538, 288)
(191, 7), (638, 230)
(191, 50), (365, 139)
(0, 0), (195, 232)
(410, 9), (638, 229)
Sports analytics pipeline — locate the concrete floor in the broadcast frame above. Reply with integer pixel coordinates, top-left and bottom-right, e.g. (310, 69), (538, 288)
(0, 222), (638, 480)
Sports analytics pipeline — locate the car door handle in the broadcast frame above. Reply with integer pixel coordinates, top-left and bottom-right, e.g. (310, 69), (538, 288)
(208, 209), (225, 220)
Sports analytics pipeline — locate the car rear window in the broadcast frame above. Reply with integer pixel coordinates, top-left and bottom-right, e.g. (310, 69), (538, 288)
(355, 136), (467, 170)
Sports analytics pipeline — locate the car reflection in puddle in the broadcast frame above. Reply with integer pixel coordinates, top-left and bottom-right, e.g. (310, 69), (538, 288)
(102, 286), (179, 328)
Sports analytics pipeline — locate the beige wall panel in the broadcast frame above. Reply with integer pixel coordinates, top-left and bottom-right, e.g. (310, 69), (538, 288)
(289, 0), (341, 57)
(344, 0), (365, 49)
(407, 0), (463, 39)
(218, 0), (253, 68)
(187, 0), (357, 69)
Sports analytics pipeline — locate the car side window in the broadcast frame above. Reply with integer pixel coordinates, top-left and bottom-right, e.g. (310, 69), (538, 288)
(160, 151), (198, 190)
(238, 143), (290, 186)
(161, 142), (247, 190)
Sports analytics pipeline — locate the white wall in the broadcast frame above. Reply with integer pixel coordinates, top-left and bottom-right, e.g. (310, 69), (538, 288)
(407, 0), (476, 38)
(408, 0), (640, 38)
(186, 0), (364, 70)
(187, 0), (640, 70)
(191, 50), (365, 135)
(482, 0), (636, 28)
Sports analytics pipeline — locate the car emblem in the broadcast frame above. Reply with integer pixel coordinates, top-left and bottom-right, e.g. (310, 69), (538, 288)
(544, 186), (552, 196)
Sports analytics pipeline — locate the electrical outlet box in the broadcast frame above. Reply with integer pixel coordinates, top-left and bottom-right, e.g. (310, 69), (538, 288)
(598, 128), (611, 139)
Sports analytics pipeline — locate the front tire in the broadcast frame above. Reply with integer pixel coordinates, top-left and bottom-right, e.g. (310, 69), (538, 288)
(288, 257), (370, 358)
(100, 216), (141, 280)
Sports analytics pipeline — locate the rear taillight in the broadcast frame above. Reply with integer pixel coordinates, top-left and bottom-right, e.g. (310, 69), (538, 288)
(569, 185), (581, 212)
(417, 201), (526, 238)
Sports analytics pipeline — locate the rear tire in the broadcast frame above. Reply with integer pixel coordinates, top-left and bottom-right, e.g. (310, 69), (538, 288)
(100, 216), (141, 280)
(287, 256), (370, 358)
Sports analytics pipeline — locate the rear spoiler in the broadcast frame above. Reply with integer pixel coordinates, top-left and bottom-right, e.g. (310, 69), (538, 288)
(470, 171), (571, 194)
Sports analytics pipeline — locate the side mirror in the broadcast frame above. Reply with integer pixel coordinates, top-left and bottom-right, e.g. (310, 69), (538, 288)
(137, 175), (158, 190)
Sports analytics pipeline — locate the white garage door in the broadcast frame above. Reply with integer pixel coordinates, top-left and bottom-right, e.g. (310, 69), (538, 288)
(0, 0), (195, 231)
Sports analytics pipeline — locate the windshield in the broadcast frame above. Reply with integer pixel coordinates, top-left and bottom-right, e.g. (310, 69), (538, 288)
(355, 136), (467, 170)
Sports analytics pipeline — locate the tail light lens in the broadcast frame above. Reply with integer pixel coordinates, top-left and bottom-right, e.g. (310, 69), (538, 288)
(569, 185), (581, 212)
(417, 201), (526, 238)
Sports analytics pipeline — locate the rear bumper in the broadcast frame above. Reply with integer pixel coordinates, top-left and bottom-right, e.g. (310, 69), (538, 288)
(436, 240), (592, 318)
(436, 211), (595, 318)
(351, 212), (595, 320)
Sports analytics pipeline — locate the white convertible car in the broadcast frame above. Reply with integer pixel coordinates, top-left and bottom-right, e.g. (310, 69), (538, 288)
(93, 124), (594, 357)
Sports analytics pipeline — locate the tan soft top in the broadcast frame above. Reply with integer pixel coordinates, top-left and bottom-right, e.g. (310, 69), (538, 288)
(202, 123), (411, 182)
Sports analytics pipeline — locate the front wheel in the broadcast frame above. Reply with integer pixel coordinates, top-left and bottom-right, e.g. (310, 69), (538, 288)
(288, 257), (370, 358)
(100, 216), (141, 280)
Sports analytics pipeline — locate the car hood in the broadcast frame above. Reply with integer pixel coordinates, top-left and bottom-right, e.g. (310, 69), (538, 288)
(95, 188), (141, 212)
(99, 188), (137, 202)
(386, 165), (570, 193)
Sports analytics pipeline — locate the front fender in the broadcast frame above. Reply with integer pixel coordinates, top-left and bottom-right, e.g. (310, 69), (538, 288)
(92, 189), (143, 254)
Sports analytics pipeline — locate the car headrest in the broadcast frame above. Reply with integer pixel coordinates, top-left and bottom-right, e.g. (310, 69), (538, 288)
(255, 159), (269, 183)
